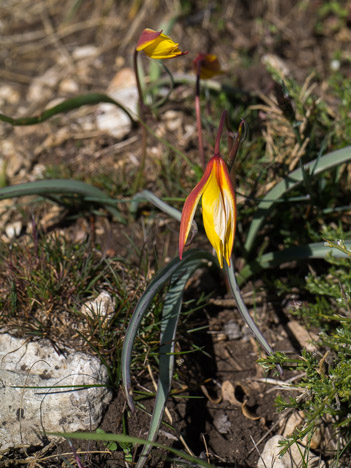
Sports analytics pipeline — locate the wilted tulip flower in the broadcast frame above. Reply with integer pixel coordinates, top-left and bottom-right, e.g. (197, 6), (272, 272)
(179, 155), (236, 268)
(136, 28), (188, 59)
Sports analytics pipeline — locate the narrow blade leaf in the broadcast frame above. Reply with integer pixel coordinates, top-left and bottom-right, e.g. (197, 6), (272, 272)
(225, 263), (278, 366)
(0, 93), (136, 126)
(131, 190), (182, 221)
(238, 241), (351, 285)
(136, 259), (205, 467)
(121, 250), (215, 412)
(49, 431), (216, 468)
(245, 146), (351, 252)
(0, 179), (123, 221)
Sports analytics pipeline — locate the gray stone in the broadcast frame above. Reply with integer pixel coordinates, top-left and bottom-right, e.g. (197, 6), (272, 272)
(257, 435), (325, 468)
(96, 68), (138, 139)
(80, 291), (115, 319)
(213, 413), (231, 434)
(223, 320), (242, 340)
(0, 333), (112, 449)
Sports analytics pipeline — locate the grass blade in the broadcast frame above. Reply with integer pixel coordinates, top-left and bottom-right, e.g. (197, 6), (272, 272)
(131, 190), (182, 221)
(245, 146), (351, 252)
(49, 431), (216, 467)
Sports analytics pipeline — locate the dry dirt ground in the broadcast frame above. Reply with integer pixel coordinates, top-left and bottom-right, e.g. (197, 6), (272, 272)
(1, 1), (351, 467)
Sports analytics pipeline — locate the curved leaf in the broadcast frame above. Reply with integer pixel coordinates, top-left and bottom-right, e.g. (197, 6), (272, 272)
(136, 257), (208, 467)
(121, 249), (216, 412)
(0, 178), (123, 221)
(0, 93), (136, 126)
(131, 190), (182, 221)
(238, 241), (351, 285)
(50, 431), (216, 468)
(225, 263), (280, 370)
(245, 146), (351, 252)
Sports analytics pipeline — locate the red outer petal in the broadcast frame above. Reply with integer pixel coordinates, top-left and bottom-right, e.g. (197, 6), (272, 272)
(136, 28), (162, 50)
(193, 53), (223, 79)
(179, 158), (215, 259)
(193, 53), (206, 70)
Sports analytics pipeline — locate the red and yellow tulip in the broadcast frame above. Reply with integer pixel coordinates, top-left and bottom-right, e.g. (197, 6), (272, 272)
(179, 155), (236, 268)
(136, 28), (188, 60)
(193, 53), (224, 79)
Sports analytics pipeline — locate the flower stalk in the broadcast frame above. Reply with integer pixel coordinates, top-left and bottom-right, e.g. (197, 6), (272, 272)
(193, 53), (224, 169)
(132, 28), (187, 192)
(132, 49), (148, 192)
(195, 59), (205, 170)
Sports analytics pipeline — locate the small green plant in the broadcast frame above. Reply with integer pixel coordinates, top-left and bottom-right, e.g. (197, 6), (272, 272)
(0, 233), (99, 318)
(260, 239), (351, 459)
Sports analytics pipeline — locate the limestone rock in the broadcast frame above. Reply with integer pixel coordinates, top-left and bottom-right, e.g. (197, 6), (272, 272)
(80, 291), (115, 319)
(257, 435), (325, 468)
(223, 320), (242, 340)
(0, 333), (112, 450)
(96, 67), (138, 139)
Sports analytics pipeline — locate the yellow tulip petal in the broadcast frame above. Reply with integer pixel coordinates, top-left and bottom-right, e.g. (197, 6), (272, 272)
(136, 28), (187, 60)
(179, 156), (236, 268)
(202, 157), (236, 267)
(218, 159), (236, 265)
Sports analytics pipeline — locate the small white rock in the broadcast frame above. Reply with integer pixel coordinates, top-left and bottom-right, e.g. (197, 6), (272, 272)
(81, 291), (115, 319)
(213, 413), (231, 434)
(223, 320), (241, 340)
(330, 59), (340, 71)
(95, 68), (138, 139)
(59, 78), (79, 94)
(27, 67), (60, 103)
(5, 220), (22, 239)
(164, 110), (182, 132)
(72, 45), (99, 61)
(257, 435), (325, 468)
(283, 412), (322, 449)
(0, 84), (20, 105)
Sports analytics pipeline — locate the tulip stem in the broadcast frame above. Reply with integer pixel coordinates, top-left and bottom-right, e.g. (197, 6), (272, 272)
(133, 50), (145, 112)
(195, 61), (206, 170)
(133, 49), (148, 193)
(152, 62), (175, 109)
(214, 110), (228, 156)
(227, 119), (245, 173)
